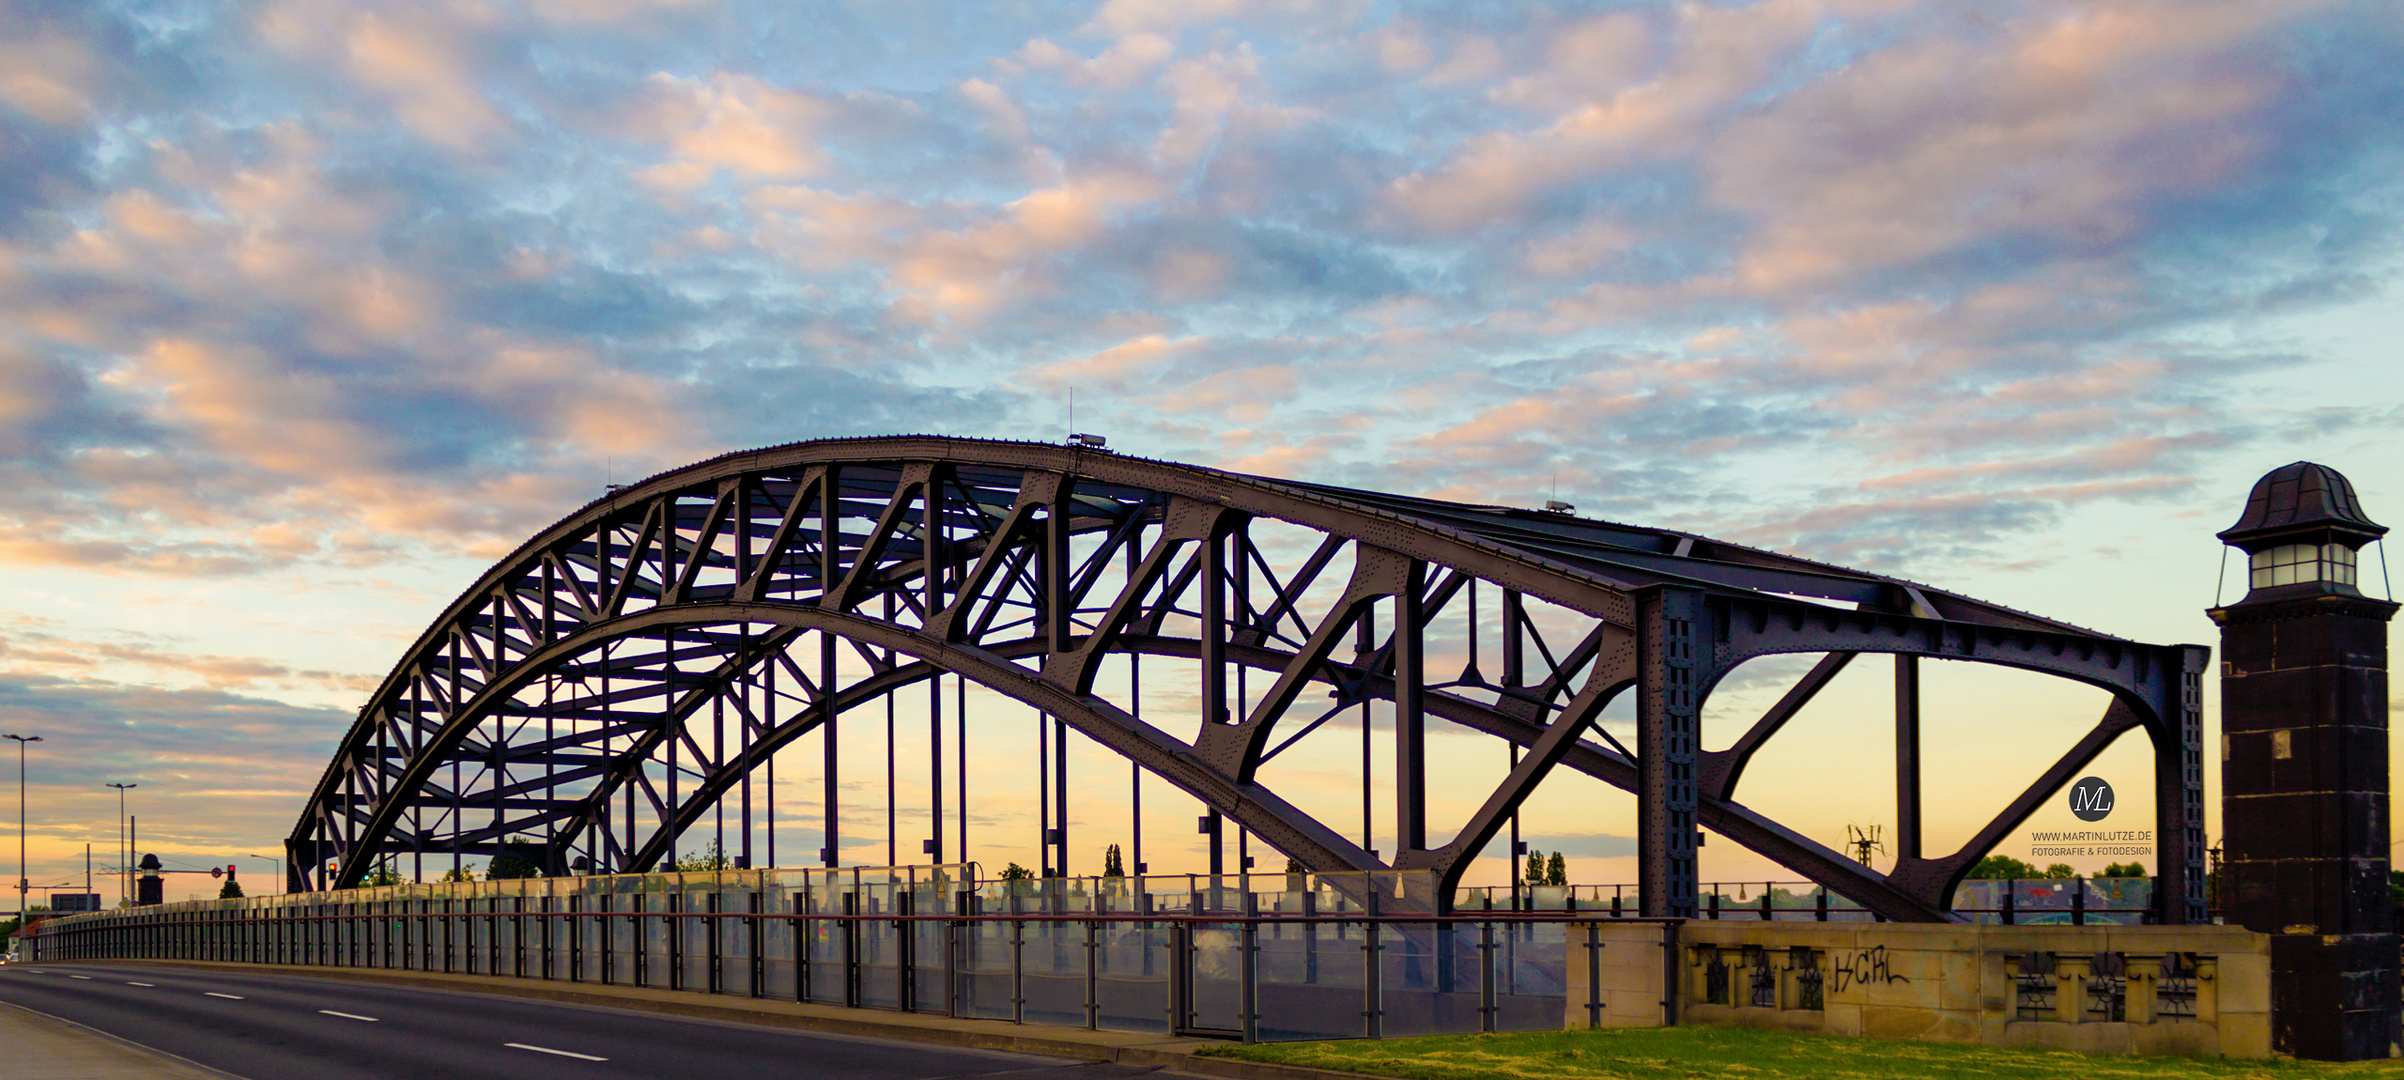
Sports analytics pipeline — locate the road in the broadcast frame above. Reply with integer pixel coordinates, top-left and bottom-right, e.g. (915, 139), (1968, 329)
(0, 963), (1145, 1080)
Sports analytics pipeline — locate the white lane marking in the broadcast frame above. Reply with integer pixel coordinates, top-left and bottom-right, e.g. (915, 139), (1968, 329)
(204, 992), (245, 1000)
(319, 1010), (380, 1022)
(505, 1043), (608, 1062)
(68, 975), (92, 980)
(127, 982), (156, 987)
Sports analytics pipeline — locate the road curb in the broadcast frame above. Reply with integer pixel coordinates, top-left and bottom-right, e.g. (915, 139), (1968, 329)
(51, 960), (1383, 1080)
(0, 996), (249, 1080)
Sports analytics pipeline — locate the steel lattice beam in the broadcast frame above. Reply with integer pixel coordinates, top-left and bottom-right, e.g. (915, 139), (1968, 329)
(288, 437), (2209, 924)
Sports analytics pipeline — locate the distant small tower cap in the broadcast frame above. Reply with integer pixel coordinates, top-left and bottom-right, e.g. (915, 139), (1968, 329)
(2218, 462), (2386, 552)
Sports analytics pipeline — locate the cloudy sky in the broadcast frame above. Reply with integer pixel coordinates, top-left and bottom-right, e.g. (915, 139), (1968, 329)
(0, 0), (2398, 902)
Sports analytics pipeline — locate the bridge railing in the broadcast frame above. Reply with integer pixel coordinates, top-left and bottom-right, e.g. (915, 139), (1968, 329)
(1452, 878), (2160, 924)
(25, 865), (1694, 1042)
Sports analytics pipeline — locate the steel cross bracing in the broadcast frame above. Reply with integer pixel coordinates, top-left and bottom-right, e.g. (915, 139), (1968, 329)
(288, 436), (2210, 924)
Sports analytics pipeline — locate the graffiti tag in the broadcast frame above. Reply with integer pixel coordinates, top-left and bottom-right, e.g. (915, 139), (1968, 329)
(1830, 945), (1911, 993)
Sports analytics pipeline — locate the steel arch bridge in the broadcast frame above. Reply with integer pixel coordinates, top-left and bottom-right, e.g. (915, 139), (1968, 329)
(287, 436), (2208, 922)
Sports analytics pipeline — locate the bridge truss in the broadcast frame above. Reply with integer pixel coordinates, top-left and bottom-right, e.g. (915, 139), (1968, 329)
(288, 437), (2206, 922)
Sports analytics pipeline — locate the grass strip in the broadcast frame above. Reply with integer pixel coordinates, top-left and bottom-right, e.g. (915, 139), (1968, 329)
(1197, 1026), (2404, 1080)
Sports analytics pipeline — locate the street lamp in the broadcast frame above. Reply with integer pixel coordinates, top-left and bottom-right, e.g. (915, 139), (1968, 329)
(3, 734), (40, 919)
(106, 783), (136, 909)
(242, 854), (281, 896)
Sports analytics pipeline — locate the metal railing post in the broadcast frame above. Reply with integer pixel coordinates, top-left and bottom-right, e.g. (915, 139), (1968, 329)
(1479, 917), (1497, 1033)
(708, 889), (723, 995)
(747, 891), (764, 998)
(668, 891), (682, 991)
(632, 892), (647, 988)
(795, 890), (810, 1003)
(1009, 889), (1025, 1024)
(1239, 891), (1258, 1044)
(1169, 920), (1190, 1033)
(600, 893), (614, 985)
(569, 893), (582, 982)
(1302, 890), (1318, 984)
(842, 891), (860, 1008)
(1362, 890), (1382, 1039)
(950, 889), (970, 1018)
(798, 889), (817, 1005)
(1585, 922), (1603, 1028)
(895, 891), (914, 1011)
(1084, 916), (1100, 1030)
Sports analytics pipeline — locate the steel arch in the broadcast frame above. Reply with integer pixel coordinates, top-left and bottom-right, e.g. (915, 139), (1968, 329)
(288, 436), (2208, 922)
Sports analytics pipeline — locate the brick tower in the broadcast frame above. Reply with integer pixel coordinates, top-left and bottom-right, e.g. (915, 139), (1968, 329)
(2209, 461), (2399, 1060)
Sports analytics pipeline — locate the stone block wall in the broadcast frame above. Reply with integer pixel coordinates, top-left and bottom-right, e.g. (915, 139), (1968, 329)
(1560, 920), (1677, 1028)
(1568, 921), (2271, 1057)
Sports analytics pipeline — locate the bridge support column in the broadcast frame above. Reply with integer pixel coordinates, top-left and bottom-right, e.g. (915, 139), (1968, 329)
(1395, 561), (1428, 858)
(1896, 655), (1920, 861)
(1638, 586), (1702, 919)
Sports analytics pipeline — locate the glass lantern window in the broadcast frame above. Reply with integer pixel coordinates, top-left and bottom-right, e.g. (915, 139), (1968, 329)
(2248, 543), (2358, 588)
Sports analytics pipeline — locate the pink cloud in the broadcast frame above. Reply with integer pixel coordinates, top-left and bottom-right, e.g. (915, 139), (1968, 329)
(630, 72), (840, 192)
(259, 2), (514, 153)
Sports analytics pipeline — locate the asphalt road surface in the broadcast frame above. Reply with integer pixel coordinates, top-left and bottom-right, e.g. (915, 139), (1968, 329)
(0, 963), (1148, 1080)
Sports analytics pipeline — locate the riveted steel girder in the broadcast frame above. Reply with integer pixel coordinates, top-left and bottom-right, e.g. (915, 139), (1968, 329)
(288, 436), (2207, 923)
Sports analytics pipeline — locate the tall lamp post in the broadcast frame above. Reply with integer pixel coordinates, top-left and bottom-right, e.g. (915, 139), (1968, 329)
(106, 783), (136, 909)
(242, 854), (281, 896)
(3, 734), (40, 919)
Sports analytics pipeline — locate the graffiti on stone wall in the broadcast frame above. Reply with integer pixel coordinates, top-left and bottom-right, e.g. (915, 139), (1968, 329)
(1830, 945), (1911, 993)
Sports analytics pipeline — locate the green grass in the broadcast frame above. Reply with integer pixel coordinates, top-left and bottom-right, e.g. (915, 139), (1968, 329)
(1195, 1026), (2404, 1080)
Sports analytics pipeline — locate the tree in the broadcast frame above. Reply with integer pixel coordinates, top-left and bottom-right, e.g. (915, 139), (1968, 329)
(2100, 861), (2148, 878)
(1545, 852), (1567, 887)
(1102, 843), (1125, 878)
(487, 854), (542, 879)
(218, 878), (245, 899)
(487, 839), (547, 880)
(999, 862), (1033, 881)
(440, 866), (474, 883)
(2042, 863), (2078, 880)
(667, 840), (729, 873)
(363, 862), (404, 887)
(1966, 854), (2041, 879)
(1524, 848), (1546, 885)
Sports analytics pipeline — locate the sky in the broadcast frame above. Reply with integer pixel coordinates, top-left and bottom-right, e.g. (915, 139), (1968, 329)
(0, 0), (2399, 905)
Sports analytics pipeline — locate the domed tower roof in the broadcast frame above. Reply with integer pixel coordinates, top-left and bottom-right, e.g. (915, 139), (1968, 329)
(2217, 462), (2386, 552)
